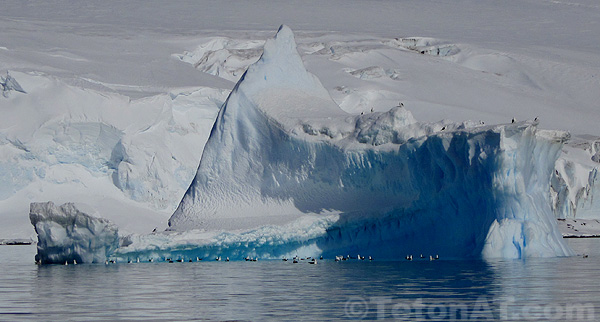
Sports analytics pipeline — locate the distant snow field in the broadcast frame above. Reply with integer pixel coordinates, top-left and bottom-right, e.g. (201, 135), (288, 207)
(1, 1), (599, 260)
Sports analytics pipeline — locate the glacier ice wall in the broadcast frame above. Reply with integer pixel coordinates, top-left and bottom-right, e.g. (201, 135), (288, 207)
(30, 202), (119, 264)
(551, 137), (600, 220)
(137, 25), (573, 260)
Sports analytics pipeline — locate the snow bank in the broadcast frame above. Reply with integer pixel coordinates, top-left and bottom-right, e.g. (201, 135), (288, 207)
(385, 37), (460, 57)
(0, 71), (227, 236)
(0, 75), (224, 211)
(30, 202), (119, 264)
(152, 26), (574, 259)
(174, 37), (264, 82)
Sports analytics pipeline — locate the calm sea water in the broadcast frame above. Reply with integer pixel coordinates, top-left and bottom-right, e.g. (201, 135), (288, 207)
(1, 239), (599, 321)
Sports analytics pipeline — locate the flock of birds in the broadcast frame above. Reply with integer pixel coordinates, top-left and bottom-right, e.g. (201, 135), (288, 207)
(58, 253), (441, 265)
(282, 255), (321, 264)
(334, 255), (372, 262)
(405, 254), (440, 261)
(360, 102), (537, 134)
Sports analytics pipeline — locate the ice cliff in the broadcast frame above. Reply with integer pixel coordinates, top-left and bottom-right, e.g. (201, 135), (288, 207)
(30, 202), (119, 264)
(551, 136), (600, 220)
(143, 25), (573, 260)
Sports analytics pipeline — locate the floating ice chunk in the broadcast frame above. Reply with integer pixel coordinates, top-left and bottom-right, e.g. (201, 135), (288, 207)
(30, 202), (119, 264)
(166, 25), (573, 259)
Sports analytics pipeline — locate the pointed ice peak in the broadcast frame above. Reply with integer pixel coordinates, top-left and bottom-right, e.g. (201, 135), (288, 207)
(261, 25), (297, 62)
(238, 25), (333, 102)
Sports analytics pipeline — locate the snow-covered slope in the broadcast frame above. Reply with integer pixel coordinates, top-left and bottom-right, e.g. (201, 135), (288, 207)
(0, 72), (227, 237)
(159, 26), (573, 259)
(0, 72), (26, 97)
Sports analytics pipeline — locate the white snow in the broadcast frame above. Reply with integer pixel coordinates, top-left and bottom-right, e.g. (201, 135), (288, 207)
(0, 72), (227, 237)
(0, 72), (26, 97)
(174, 38), (264, 82)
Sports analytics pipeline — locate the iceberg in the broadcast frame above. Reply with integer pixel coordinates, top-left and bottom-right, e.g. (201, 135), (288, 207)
(30, 202), (119, 264)
(35, 25), (573, 262)
(119, 25), (572, 260)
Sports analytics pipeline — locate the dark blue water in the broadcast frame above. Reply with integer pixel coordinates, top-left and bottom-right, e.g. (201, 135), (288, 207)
(1, 239), (599, 321)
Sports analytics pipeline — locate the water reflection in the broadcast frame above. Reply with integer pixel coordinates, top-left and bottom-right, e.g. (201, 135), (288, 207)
(0, 240), (599, 321)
